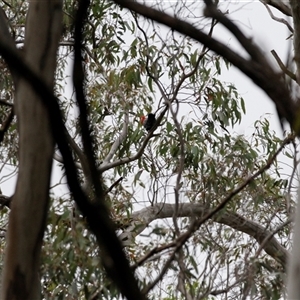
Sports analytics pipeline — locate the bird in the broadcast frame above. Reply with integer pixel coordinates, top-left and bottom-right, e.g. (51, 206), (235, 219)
(140, 113), (156, 131)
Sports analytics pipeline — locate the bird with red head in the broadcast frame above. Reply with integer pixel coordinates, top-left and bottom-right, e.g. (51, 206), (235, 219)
(140, 113), (156, 131)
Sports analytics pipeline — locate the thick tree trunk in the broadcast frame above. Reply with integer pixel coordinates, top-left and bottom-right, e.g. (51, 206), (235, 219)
(1, 1), (62, 299)
(287, 1), (300, 297)
(287, 187), (300, 298)
(290, 0), (300, 83)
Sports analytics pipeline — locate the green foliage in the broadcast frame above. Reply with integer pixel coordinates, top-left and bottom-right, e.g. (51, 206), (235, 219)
(0, 0), (296, 299)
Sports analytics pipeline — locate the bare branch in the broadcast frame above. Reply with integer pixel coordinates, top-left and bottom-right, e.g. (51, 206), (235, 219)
(53, 152), (82, 169)
(271, 49), (297, 81)
(98, 112), (163, 172)
(112, 0), (298, 134)
(0, 3), (145, 299)
(178, 134), (294, 252)
(129, 203), (288, 268)
(260, 0), (294, 33)
(260, 0), (292, 17)
(254, 218), (292, 260)
(125, 135), (294, 273)
(105, 177), (123, 195)
(102, 110), (129, 165)
(72, 0), (144, 298)
(100, 17), (216, 174)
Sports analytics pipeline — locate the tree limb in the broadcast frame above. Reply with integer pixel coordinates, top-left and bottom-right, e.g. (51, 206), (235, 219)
(102, 110), (129, 165)
(72, 0), (145, 298)
(260, 0), (294, 33)
(0, 7), (145, 300)
(271, 49), (297, 81)
(126, 203), (288, 268)
(260, 0), (292, 17)
(112, 0), (298, 132)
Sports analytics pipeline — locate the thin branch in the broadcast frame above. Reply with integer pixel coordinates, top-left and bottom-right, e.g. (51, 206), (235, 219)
(102, 111), (129, 164)
(105, 177), (123, 195)
(0, 108), (14, 144)
(178, 134), (294, 251)
(290, 0), (300, 83)
(1, 0), (12, 8)
(128, 136), (294, 279)
(100, 16), (216, 174)
(142, 245), (179, 294)
(168, 99), (184, 237)
(271, 49), (297, 81)
(53, 152), (83, 169)
(112, 0), (297, 133)
(0, 5), (145, 300)
(98, 114), (162, 172)
(130, 201), (288, 271)
(72, 0), (144, 298)
(254, 218), (292, 260)
(203, 0), (267, 63)
(260, 0), (292, 17)
(260, 0), (294, 33)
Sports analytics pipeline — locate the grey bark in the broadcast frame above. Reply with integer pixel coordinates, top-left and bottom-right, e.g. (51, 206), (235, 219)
(120, 203), (288, 267)
(290, 0), (300, 83)
(287, 2), (300, 297)
(287, 186), (300, 298)
(1, 1), (62, 299)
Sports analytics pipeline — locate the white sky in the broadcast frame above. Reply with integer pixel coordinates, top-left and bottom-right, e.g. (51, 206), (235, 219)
(216, 1), (292, 136)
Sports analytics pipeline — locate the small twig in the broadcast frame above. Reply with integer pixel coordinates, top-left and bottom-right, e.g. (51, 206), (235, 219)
(142, 247), (178, 294)
(260, 0), (294, 33)
(242, 217), (292, 299)
(1, 0), (12, 8)
(105, 177), (123, 195)
(271, 49), (297, 81)
(99, 15), (216, 175)
(260, 0), (292, 17)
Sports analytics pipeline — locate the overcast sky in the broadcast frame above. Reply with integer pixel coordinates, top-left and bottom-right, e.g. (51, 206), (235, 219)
(216, 1), (292, 136)
(0, 1), (293, 195)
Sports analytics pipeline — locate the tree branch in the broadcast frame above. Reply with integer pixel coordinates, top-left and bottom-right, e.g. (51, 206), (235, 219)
(0, 6), (145, 300)
(260, 0), (294, 33)
(260, 0), (292, 17)
(271, 49), (297, 81)
(112, 0), (298, 133)
(72, 0), (145, 298)
(127, 203), (288, 268)
(102, 110), (129, 165)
